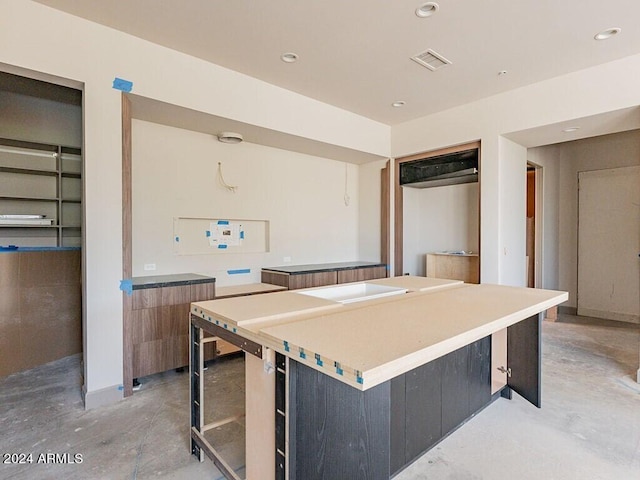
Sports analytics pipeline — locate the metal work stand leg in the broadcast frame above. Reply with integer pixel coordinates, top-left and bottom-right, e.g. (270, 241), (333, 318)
(190, 321), (204, 461)
(189, 315), (244, 480)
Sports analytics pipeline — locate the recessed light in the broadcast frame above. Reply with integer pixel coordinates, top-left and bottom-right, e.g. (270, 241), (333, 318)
(415, 2), (439, 18)
(281, 52), (299, 63)
(392, 101), (406, 108)
(594, 27), (621, 40)
(562, 127), (580, 133)
(217, 132), (243, 144)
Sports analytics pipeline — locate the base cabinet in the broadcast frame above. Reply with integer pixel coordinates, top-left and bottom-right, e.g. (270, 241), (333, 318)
(130, 278), (216, 379)
(261, 263), (387, 290)
(288, 336), (492, 479)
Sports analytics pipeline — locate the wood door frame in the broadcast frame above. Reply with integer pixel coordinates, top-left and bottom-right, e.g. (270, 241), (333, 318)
(381, 160), (390, 270)
(394, 141), (481, 277)
(527, 161), (543, 288)
(122, 93), (133, 397)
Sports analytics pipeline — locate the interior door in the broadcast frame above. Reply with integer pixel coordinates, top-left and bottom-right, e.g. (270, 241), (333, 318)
(578, 166), (640, 323)
(507, 314), (541, 408)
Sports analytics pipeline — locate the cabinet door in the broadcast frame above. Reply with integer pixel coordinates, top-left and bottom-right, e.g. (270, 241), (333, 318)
(507, 314), (541, 407)
(288, 271), (337, 289)
(337, 266), (387, 283)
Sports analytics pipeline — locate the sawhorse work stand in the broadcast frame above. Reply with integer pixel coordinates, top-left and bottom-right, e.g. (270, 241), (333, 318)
(190, 314), (286, 480)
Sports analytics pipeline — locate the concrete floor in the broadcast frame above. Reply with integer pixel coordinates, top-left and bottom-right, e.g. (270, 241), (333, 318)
(1, 314), (638, 480)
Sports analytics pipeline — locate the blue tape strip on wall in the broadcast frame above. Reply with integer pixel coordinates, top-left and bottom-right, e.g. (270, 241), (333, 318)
(112, 77), (133, 92)
(239, 231), (245, 239)
(205, 230), (211, 237)
(217, 220), (229, 225)
(218, 244), (227, 249)
(119, 279), (133, 295)
(227, 269), (250, 275)
(175, 236), (180, 242)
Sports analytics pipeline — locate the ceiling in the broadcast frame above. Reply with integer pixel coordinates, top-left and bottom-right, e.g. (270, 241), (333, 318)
(34, 0), (640, 127)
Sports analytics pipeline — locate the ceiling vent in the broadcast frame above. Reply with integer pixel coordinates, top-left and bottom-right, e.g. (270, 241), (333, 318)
(411, 49), (452, 71)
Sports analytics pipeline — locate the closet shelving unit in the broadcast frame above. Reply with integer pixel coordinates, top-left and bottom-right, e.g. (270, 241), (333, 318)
(0, 137), (82, 247)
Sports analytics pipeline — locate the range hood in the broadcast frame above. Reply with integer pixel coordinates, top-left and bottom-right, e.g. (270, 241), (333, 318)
(400, 149), (478, 188)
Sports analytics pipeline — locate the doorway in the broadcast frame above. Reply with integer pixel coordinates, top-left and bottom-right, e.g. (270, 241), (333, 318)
(0, 69), (84, 377)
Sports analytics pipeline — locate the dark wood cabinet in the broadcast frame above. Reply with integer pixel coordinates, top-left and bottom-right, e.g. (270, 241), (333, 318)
(130, 275), (216, 378)
(261, 262), (387, 290)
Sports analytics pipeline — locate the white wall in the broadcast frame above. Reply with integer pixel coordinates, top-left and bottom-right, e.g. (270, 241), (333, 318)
(132, 120), (360, 284)
(528, 130), (640, 307)
(402, 183), (479, 276)
(392, 53), (640, 285)
(0, 0), (389, 406)
(526, 145), (561, 291)
(498, 137), (528, 286)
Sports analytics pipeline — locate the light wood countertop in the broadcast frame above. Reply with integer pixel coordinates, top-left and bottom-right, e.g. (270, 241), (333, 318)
(191, 277), (567, 390)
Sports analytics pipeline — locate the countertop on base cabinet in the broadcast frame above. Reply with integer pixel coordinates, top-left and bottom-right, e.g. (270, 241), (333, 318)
(129, 274), (217, 379)
(261, 261), (387, 290)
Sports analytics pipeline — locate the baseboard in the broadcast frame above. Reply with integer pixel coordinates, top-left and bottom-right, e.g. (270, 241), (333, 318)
(576, 307), (639, 324)
(558, 306), (577, 316)
(83, 383), (123, 410)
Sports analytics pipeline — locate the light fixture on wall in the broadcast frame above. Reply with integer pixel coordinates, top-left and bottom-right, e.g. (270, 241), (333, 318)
(217, 132), (243, 144)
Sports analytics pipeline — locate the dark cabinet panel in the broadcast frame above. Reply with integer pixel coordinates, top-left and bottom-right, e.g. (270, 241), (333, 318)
(508, 314), (541, 407)
(468, 335), (492, 414)
(291, 362), (390, 480)
(441, 344), (470, 435)
(338, 266), (387, 283)
(288, 272), (337, 290)
(404, 357), (443, 465)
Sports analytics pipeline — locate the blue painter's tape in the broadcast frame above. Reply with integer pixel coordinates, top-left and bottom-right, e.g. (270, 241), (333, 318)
(217, 220), (229, 225)
(336, 367), (344, 376)
(357, 376), (364, 384)
(233, 327), (237, 333)
(239, 231), (245, 239)
(227, 269), (250, 275)
(223, 323), (228, 329)
(119, 279), (133, 295)
(283, 341), (290, 352)
(112, 77), (133, 92)
(205, 230), (211, 237)
(218, 244), (228, 249)
(216, 320), (220, 325)
(175, 236), (180, 242)
(299, 348), (306, 359)
(315, 353), (323, 367)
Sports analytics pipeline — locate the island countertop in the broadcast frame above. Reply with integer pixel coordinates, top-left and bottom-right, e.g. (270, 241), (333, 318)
(191, 277), (567, 390)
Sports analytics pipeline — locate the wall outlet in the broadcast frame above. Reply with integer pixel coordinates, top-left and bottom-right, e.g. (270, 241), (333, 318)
(283, 256), (292, 263)
(144, 263), (156, 271)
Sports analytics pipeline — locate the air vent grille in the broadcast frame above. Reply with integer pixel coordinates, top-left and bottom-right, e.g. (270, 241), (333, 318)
(411, 49), (452, 71)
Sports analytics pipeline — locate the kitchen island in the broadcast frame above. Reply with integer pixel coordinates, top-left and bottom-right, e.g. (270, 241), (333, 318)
(189, 276), (567, 480)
